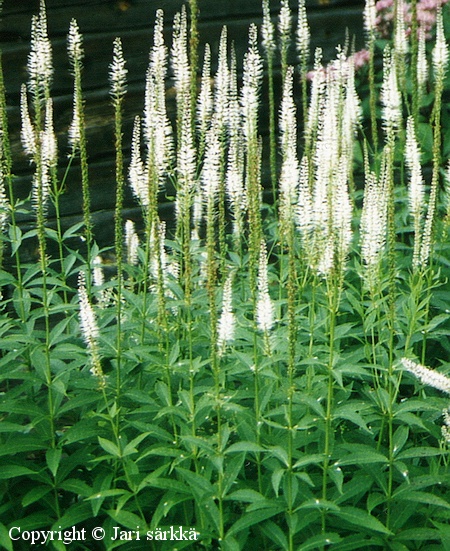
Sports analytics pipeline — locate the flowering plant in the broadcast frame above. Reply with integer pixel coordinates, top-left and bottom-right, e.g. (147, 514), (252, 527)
(0, 0), (449, 549)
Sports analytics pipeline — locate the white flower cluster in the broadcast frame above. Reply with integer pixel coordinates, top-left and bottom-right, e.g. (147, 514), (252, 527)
(109, 37), (127, 100)
(401, 358), (450, 395)
(256, 240), (275, 334)
(78, 272), (104, 384)
(28, 0), (53, 99)
(218, 274), (236, 353)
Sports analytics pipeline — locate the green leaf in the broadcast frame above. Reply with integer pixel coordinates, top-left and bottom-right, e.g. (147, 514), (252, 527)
(98, 437), (121, 458)
(226, 489), (267, 503)
(396, 446), (443, 460)
(46, 448), (62, 477)
(51, 503), (93, 531)
(13, 287), (31, 319)
(395, 527), (441, 542)
(0, 436), (47, 457)
(22, 485), (52, 507)
(293, 454), (325, 470)
(107, 509), (145, 531)
(394, 490), (450, 510)
(392, 425), (409, 457)
(226, 507), (284, 537)
(336, 450), (388, 467)
(296, 499), (340, 513)
(122, 432), (150, 457)
(297, 533), (342, 550)
(432, 521), (450, 551)
(225, 441), (265, 454)
(260, 520), (288, 550)
(59, 479), (92, 497)
(9, 225), (22, 256)
(0, 523), (13, 551)
(0, 465), (35, 479)
(223, 453), (245, 497)
(332, 507), (393, 535)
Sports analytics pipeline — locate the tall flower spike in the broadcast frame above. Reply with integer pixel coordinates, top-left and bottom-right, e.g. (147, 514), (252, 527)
(442, 408), (450, 443)
(201, 118), (221, 201)
(241, 24), (263, 144)
(261, 0), (276, 56)
(304, 48), (325, 149)
(332, 155), (353, 267)
(394, 0), (408, 57)
(432, 7), (449, 77)
(172, 7), (191, 100)
(78, 271), (104, 384)
(67, 19), (84, 151)
(150, 9), (167, 85)
(217, 273), (236, 353)
(68, 80), (82, 150)
(20, 84), (36, 157)
(296, 0), (310, 60)
(360, 168), (387, 280)
(401, 358), (450, 395)
(129, 116), (148, 207)
(41, 97), (57, 168)
(215, 26), (229, 131)
(109, 37), (127, 100)
(417, 25), (428, 97)
(28, 0), (53, 99)
(405, 117), (425, 221)
(256, 240), (275, 333)
(363, 0), (377, 39)
(381, 46), (402, 133)
(279, 66), (299, 230)
(197, 44), (213, 140)
(67, 18), (83, 66)
(0, 165), (8, 233)
(278, 0), (291, 50)
(125, 219), (139, 265)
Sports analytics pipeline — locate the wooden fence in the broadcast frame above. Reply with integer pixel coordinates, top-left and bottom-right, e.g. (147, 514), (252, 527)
(0, 0), (365, 249)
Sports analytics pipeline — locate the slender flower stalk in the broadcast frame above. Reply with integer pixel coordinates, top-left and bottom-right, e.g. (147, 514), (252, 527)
(217, 273), (235, 354)
(256, 240), (275, 344)
(420, 7), (448, 267)
(279, 66), (299, 238)
(68, 18), (93, 286)
(78, 272), (104, 386)
(360, 167), (388, 291)
(262, 0), (277, 201)
(364, 0), (378, 149)
(197, 44), (213, 160)
(202, 117), (225, 543)
(125, 219), (139, 266)
(241, 24), (264, 296)
(226, 50), (246, 250)
(188, 0), (199, 121)
(110, 36), (127, 397)
(278, 0), (291, 84)
(381, 46), (402, 136)
(417, 25), (428, 103)
(28, 0), (53, 104)
(297, 0), (310, 120)
(214, 27), (230, 278)
(405, 116), (425, 269)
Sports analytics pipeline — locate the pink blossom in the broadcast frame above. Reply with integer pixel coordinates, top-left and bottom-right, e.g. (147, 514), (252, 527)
(375, 0), (449, 39)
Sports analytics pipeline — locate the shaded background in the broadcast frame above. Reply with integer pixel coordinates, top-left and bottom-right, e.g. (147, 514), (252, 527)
(0, 0), (365, 249)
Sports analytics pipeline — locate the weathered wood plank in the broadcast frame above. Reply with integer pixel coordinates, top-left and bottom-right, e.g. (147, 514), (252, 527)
(2, 0), (364, 40)
(0, 0), (365, 239)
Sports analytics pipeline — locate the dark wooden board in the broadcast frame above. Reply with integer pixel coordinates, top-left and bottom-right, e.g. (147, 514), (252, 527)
(0, 0), (365, 239)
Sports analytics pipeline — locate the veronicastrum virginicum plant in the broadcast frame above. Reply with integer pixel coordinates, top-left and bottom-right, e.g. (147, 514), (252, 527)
(0, 0), (450, 549)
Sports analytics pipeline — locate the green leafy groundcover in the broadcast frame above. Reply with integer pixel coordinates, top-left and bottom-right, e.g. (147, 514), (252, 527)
(1, 0), (450, 550)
